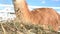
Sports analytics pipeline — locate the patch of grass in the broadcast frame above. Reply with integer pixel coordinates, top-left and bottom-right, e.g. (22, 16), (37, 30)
(0, 20), (59, 34)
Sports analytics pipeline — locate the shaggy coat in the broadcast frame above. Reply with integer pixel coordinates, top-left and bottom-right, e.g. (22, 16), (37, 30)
(13, 0), (60, 31)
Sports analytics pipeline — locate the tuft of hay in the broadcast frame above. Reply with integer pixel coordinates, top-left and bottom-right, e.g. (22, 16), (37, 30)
(0, 20), (59, 34)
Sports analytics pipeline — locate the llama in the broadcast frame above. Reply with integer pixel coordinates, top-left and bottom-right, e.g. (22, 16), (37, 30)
(13, 0), (60, 31)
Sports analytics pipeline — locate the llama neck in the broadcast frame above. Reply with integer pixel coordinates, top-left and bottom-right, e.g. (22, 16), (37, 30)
(14, 0), (30, 15)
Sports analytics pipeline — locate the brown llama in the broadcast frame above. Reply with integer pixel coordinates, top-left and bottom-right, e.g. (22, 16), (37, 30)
(13, 0), (60, 31)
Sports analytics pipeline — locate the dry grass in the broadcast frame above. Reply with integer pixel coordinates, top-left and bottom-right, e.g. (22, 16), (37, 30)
(0, 20), (60, 34)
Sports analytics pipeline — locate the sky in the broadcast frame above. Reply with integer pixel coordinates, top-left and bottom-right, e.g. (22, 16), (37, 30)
(0, 0), (60, 7)
(0, 0), (60, 13)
